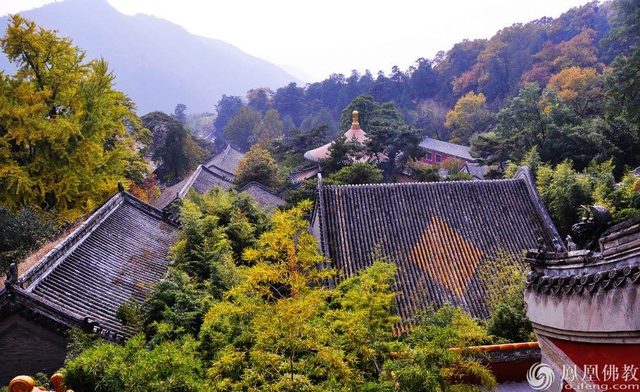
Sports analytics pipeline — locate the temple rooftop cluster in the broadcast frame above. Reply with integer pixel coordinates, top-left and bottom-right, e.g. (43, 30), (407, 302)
(2, 110), (639, 388)
(154, 144), (285, 214)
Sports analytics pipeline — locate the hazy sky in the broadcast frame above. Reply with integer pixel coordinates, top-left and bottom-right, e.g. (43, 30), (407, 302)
(2, 0), (592, 82)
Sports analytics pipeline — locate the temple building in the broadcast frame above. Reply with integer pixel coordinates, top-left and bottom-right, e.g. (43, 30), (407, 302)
(525, 215), (640, 390)
(312, 167), (562, 326)
(0, 190), (178, 384)
(417, 137), (487, 180)
(238, 182), (286, 213)
(154, 144), (285, 214)
(419, 137), (476, 166)
(303, 110), (368, 162)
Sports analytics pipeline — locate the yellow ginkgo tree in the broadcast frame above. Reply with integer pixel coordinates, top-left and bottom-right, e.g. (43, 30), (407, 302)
(0, 15), (150, 221)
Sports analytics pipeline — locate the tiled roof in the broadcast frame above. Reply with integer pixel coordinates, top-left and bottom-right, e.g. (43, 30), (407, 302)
(289, 165), (321, 185)
(154, 165), (234, 210)
(462, 162), (487, 180)
(420, 137), (474, 161)
(154, 176), (191, 210)
(239, 182), (286, 212)
(155, 143), (244, 210)
(314, 167), (562, 323)
(204, 144), (245, 175)
(1, 192), (178, 340)
(188, 166), (234, 195)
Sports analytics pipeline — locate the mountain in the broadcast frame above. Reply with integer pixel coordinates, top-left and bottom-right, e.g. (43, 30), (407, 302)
(0, 0), (297, 113)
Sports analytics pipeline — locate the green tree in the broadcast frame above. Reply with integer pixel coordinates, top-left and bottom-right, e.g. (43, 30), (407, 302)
(323, 134), (367, 173)
(153, 121), (205, 183)
(605, 0), (640, 125)
(214, 95), (243, 140)
(610, 170), (640, 220)
(234, 144), (282, 189)
(338, 96), (424, 180)
(200, 203), (403, 391)
(0, 16), (150, 220)
(252, 109), (283, 147)
(409, 161), (441, 182)
(339, 96), (404, 133)
(445, 92), (495, 145)
(383, 306), (496, 391)
(143, 189), (267, 338)
(470, 131), (512, 170)
(537, 161), (592, 235)
(325, 163), (383, 185)
(0, 207), (57, 272)
(246, 87), (272, 113)
(504, 146), (543, 179)
(223, 106), (261, 150)
(478, 250), (533, 343)
(173, 103), (187, 124)
(367, 123), (426, 181)
(64, 335), (205, 392)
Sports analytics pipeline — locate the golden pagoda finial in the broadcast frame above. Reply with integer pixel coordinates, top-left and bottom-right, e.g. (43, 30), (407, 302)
(352, 110), (360, 129)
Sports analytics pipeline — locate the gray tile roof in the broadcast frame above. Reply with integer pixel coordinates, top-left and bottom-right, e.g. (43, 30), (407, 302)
(239, 182), (286, 212)
(462, 162), (488, 179)
(289, 165), (321, 185)
(154, 165), (234, 210)
(2, 192), (178, 340)
(205, 144), (245, 175)
(155, 144), (244, 210)
(420, 137), (474, 161)
(314, 168), (562, 324)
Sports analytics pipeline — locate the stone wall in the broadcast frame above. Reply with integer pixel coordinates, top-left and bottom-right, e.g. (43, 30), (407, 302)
(0, 314), (67, 385)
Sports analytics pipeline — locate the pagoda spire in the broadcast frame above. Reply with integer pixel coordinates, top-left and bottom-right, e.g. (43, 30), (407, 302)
(351, 110), (360, 129)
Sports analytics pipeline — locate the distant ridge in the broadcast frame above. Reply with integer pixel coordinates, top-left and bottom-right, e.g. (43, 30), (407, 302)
(0, 0), (297, 113)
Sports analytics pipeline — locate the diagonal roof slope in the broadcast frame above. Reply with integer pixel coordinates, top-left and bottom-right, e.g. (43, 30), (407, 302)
(1, 191), (178, 340)
(239, 181), (285, 212)
(154, 165), (234, 210)
(204, 144), (245, 176)
(314, 167), (562, 323)
(419, 137), (475, 161)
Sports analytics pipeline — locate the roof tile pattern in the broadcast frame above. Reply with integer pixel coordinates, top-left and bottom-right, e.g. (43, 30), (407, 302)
(317, 174), (559, 321)
(411, 216), (484, 298)
(419, 137), (474, 161)
(155, 165), (233, 210)
(25, 194), (177, 337)
(205, 144), (245, 175)
(289, 166), (321, 185)
(190, 166), (233, 194)
(239, 182), (285, 212)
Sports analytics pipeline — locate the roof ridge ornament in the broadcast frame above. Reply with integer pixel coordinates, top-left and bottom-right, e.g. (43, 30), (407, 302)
(4, 262), (18, 289)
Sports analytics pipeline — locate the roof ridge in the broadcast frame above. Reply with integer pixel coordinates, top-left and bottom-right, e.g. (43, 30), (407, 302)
(514, 166), (565, 250)
(323, 176), (522, 190)
(200, 164), (235, 182)
(19, 192), (126, 290)
(122, 191), (179, 227)
(176, 165), (203, 199)
(289, 164), (321, 175)
(238, 181), (278, 195)
(203, 144), (230, 166)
